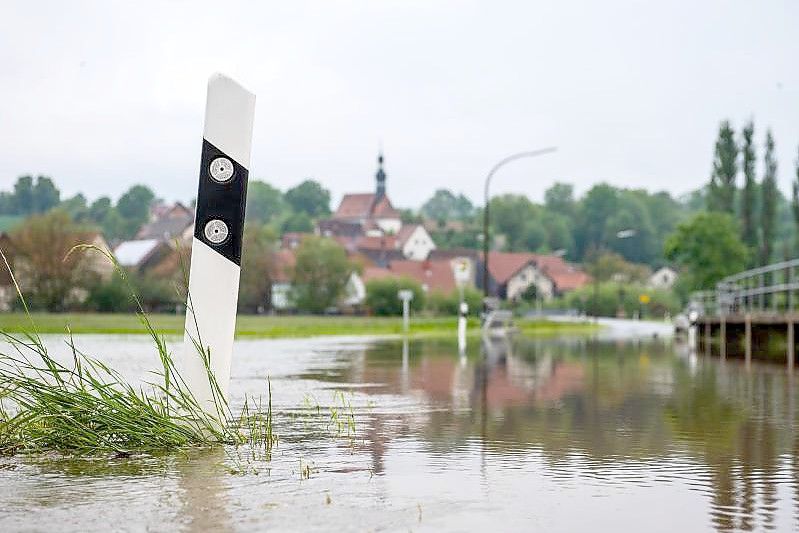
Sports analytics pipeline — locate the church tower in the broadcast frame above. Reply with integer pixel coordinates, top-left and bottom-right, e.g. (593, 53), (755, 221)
(375, 152), (386, 199)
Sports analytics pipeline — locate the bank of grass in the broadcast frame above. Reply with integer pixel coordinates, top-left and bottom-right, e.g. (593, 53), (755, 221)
(0, 313), (599, 338)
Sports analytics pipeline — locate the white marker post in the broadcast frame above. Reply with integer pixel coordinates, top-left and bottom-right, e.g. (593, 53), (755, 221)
(398, 289), (414, 334)
(183, 74), (255, 418)
(452, 258), (472, 353)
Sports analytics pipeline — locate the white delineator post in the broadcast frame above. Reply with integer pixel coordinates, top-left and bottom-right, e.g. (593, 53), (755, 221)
(183, 74), (255, 416)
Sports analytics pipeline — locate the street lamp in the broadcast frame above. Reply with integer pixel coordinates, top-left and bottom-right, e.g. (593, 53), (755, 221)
(482, 148), (557, 312)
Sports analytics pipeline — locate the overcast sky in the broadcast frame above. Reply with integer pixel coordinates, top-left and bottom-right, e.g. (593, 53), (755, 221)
(1, 1), (797, 209)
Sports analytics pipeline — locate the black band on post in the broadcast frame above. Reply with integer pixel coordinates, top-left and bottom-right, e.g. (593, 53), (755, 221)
(193, 139), (249, 265)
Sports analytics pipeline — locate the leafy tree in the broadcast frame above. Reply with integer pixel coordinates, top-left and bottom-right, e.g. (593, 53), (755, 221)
(290, 236), (351, 313)
(575, 183), (618, 258)
(32, 176), (60, 213)
(88, 197), (113, 223)
(116, 185), (155, 238)
(13, 176), (34, 215)
(761, 130), (778, 265)
(740, 121), (758, 251)
(544, 182), (576, 217)
(285, 179), (330, 218)
(8, 210), (94, 311)
(584, 250), (652, 283)
(707, 120), (738, 214)
(365, 277), (425, 315)
(238, 223), (277, 313)
(61, 193), (88, 221)
(246, 180), (287, 224)
(399, 208), (422, 224)
(421, 189), (474, 221)
(664, 212), (749, 291)
(281, 211), (314, 233)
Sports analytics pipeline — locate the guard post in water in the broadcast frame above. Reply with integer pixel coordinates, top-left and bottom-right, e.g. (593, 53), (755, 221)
(182, 74), (256, 417)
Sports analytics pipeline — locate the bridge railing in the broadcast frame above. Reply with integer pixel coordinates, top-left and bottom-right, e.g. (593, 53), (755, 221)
(691, 258), (799, 316)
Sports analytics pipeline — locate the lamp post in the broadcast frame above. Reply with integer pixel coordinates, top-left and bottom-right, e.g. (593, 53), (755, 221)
(482, 148), (557, 313)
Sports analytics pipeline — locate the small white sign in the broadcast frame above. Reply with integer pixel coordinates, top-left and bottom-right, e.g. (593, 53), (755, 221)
(452, 257), (472, 287)
(398, 289), (414, 302)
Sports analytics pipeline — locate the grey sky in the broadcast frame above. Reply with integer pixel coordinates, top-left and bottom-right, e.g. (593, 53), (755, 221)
(1, 1), (797, 209)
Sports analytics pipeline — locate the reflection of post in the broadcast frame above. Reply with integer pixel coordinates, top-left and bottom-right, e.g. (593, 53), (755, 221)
(398, 289), (413, 334)
(177, 449), (234, 533)
(458, 301), (468, 354)
(401, 337), (409, 392)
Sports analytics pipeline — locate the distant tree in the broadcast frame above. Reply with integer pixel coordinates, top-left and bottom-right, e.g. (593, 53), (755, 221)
(116, 185), (155, 238)
(420, 189), (474, 221)
(246, 180), (287, 224)
(291, 236), (351, 313)
(13, 176), (34, 215)
(707, 120), (738, 214)
(584, 250), (652, 283)
(575, 183), (618, 258)
(285, 179), (331, 218)
(281, 211), (314, 233)
(761, 130), (778, 265)
(792, 145), (799, 253)
(399, 208), (422, 224)
(32, 176), (60, 213)
(740, 121), (758, 252)
(664, 212), (749, 291)
(238, 223), (277, 313)
(365, 277), (425, 316)
(544, 182), (576, 217)
(88, 197), (113, 223)
(61, 193), (88, 221)
(489, 194), (540, 251)
(8, 210), (94, 311)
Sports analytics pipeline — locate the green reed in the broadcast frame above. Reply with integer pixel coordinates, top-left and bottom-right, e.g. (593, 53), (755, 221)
(0, 245), (275, 456)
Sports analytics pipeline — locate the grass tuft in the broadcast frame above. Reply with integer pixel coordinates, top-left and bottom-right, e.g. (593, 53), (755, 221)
(0, 245), (276, 457)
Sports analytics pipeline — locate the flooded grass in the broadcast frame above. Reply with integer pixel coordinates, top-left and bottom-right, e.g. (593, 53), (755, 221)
(0, 313), (599, 338)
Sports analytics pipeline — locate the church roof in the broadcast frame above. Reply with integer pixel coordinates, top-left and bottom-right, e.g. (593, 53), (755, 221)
(333, 193), (400, 221)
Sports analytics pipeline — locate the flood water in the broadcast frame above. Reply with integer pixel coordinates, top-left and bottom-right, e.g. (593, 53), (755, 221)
(2, 325), (799, 532)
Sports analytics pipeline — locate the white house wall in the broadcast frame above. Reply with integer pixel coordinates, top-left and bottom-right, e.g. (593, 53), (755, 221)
(402, 226), (436, 261)
(506, 264), (555, 301)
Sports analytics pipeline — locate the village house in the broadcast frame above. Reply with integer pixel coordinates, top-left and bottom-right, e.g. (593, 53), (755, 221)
(316, 154), (436, 262)
(478, 252), (591, 302)
(648, 266), (678, 290)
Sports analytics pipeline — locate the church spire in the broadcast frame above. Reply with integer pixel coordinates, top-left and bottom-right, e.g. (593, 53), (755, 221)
(375, 151), (386, 199)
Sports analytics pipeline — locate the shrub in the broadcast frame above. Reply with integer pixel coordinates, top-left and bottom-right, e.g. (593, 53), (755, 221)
(365, 277), (425, 316)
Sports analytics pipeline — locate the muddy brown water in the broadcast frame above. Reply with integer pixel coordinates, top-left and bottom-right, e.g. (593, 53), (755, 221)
(1, 329), (798, 532)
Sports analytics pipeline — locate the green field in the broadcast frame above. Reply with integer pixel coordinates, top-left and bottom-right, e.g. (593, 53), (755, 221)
(0, 312), (598, 338)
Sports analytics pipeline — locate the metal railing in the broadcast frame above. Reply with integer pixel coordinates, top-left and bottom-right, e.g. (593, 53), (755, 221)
(690, 258), (799, 316)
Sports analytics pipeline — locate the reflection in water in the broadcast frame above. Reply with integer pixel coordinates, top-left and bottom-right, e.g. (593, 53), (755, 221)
(1, 333), (799, 531)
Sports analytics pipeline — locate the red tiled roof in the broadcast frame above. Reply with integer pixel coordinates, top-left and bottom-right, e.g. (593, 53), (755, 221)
(388, 259), (456, 293)
(356, 235), (398, 251)
(333, 193), (400, 220)
(485, 252), (536, 285)
(371, 195), (400, 219)
(531, 253), (591, 292)
(395, 224), (418, 246)
(362, 266), (394, 283)
(334, 193), (376, 219)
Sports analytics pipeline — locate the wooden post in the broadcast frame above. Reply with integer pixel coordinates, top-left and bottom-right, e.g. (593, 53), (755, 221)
(744, 314), (752, 367)
(720, 317), (726, 359)
(788, 319), (795, 370)
(705, 320), (711, 357)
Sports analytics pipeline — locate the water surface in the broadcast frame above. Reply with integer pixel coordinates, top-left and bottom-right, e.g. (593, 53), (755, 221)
(1, 328), (798, 532)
